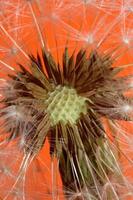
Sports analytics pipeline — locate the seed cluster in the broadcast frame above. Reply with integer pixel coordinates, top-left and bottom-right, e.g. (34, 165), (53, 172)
(46, 85), (87, 125)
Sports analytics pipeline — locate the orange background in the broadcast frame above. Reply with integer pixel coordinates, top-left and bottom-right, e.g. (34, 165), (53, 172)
(0, 0), (132, 199)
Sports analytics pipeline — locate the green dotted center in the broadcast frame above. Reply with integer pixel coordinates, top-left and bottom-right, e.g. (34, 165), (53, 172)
(46, 85), (87, 126)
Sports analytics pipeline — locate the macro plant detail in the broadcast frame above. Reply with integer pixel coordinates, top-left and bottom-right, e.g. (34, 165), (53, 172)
(0, 0), (133, 200)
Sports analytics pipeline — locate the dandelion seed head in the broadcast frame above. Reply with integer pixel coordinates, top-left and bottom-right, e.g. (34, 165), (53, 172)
(50, 12), (60, 21)
(10, 46), (18, 55)
(0, 1), (132, 199)
(85, 33), (94, 44)
(8, 105), (24, 120)
(46, 85), (87, 126)
(123, 36), (130, 45)
(122, 104), (132, 113)
(19, 135), (26, 148)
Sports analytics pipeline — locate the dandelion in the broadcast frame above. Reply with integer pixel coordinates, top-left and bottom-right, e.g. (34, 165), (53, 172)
(0, 0), (132, 200)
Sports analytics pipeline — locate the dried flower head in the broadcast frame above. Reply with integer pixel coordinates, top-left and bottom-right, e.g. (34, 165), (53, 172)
(0, 46), (132, 199)
(0, 0), (133, 200)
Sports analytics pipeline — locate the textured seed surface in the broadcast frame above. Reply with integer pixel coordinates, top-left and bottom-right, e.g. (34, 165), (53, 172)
(46, 85), (87, 125)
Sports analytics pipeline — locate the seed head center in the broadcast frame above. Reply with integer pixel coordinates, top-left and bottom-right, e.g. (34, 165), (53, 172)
(46, 85), (87, 125)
